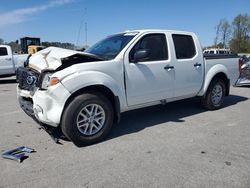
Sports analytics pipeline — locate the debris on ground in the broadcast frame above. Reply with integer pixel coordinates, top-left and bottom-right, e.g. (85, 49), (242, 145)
(2, 146), (35, 163)
(225, 161), (232, 166)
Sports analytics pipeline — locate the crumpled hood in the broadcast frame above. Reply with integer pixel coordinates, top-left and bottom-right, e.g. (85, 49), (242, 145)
(28, 47), (102, 72)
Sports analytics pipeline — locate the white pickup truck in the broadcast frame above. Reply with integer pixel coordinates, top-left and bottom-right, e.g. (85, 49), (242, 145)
(0, 45), (28, 77)
(16, 30), (239, 146)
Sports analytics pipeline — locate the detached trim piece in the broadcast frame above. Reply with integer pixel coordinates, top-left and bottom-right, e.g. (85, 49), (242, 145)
(2, 146), (35, 163)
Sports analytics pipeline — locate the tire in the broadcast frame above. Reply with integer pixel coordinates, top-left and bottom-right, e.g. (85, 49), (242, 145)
(61, 92), (114, 147)
(201, 78), (226, 110)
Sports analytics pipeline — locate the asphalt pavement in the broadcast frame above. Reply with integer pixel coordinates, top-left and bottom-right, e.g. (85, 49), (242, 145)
(0, 76), (250, 188)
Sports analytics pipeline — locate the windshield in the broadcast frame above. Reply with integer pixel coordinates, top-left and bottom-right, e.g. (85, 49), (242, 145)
(85, 32), (138, 60)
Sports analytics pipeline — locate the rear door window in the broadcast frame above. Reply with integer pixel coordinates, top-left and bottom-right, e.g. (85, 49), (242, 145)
(172, 34), (196, 59)
(0, 47), (8, 56)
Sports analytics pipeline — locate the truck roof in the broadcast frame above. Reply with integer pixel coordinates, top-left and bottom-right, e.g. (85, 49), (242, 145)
(123, 29), (195, 35)
(0, 44), (11, 48)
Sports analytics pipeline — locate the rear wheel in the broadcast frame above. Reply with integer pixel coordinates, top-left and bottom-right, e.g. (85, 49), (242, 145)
(201, 78), (226, 110)
(61, 92), (114, 147)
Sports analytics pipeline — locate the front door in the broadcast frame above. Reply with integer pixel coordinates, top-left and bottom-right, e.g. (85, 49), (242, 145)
(124, 33), (174, 106)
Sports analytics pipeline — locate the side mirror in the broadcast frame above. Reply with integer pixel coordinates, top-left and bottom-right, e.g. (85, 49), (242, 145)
(133, 49), (150, 62)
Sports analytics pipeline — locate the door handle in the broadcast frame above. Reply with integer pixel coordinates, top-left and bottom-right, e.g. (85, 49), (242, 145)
(164, 65), (174, 71)
(194, 62), (202, 68)
(5, 58), (12, 61)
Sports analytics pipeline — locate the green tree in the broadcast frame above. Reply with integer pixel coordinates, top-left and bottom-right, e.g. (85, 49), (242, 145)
(229, 14), (250, 53)
(214, 19), (231, 48)
(42, 41), (75, 50)
(214, 21), (221, 46)
(220, 19), (231, 48)
(7, 41), (21, 53)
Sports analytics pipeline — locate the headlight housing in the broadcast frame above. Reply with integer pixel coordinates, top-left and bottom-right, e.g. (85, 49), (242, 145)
(41, 74), (60, 90)
(41, 73), (53, 90)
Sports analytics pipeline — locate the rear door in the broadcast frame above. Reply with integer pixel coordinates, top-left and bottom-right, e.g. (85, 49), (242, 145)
(171, 34), (204, 97)
(124, 33), (174, 106)
(0, 46), (15, 75)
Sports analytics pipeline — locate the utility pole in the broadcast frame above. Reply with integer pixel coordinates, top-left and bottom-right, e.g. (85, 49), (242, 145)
(84, 8), (88, 47)
(76, 21), (83, 47)
(85, 21), (87, 47)
(76, 8), (88, 48)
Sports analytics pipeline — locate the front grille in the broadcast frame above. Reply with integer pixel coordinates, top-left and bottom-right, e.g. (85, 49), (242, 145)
(16, 67), (40, 91)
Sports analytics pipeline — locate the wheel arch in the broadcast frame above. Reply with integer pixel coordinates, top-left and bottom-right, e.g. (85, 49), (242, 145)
(198, 64), (230, 96)
(61, 85), (121, 125)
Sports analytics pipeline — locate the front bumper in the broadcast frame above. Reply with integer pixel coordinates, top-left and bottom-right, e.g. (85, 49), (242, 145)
(18, 95), (34, 117)
(17, 83), (71, 127)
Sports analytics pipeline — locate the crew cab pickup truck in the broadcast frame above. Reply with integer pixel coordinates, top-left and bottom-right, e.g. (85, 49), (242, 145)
(0, 45), (28, 77)
(16, 30), (239, 146)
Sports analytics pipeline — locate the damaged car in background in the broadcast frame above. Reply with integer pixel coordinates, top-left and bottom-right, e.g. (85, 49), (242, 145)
(235, 56), (250, 86)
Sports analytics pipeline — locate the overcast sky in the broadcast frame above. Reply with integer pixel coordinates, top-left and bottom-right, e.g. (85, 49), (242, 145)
(0, 0), (249, 47)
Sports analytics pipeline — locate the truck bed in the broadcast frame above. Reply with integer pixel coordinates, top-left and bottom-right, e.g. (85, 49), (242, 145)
(204, 53), (239, 86)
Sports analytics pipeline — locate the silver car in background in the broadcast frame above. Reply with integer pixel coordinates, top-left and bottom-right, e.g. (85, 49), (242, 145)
(235, 56), (250, 86)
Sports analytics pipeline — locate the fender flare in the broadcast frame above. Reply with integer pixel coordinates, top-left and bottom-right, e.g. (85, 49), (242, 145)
(198, 64), (229, 96)
(61, 71), (126, 122)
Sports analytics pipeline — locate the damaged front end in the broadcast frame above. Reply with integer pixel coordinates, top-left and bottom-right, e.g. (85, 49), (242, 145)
(16, 47), (104, 115)
(235, 60), (250, 86)
(17, 47), (104, 117)
(16, 47), (104, 143)
(16, 66), (41, 116)
(16, 47), (103, 107)
(16, 66), (62, 143)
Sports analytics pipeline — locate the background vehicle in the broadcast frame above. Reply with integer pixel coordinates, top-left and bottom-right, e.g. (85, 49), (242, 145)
(203, 48), (232, 54)
(235, 56), (250, 86)
(27, 45), (46, 55)
(17, 30), (240, 146)
(0, 37), (45, 77)
(20, 37), (41, 54)
(0, 45), (28, 77)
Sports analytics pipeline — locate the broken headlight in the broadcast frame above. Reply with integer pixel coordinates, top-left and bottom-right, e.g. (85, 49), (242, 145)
(41, 73), (60, 90)
(41, 73), (53, 90)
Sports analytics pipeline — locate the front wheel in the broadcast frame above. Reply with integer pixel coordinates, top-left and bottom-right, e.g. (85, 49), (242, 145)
(201, 78), (226, 110)
(61, 92), (114, 147)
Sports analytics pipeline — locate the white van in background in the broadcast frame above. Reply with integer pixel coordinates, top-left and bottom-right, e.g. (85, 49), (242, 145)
(203, 48), (232, 55)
